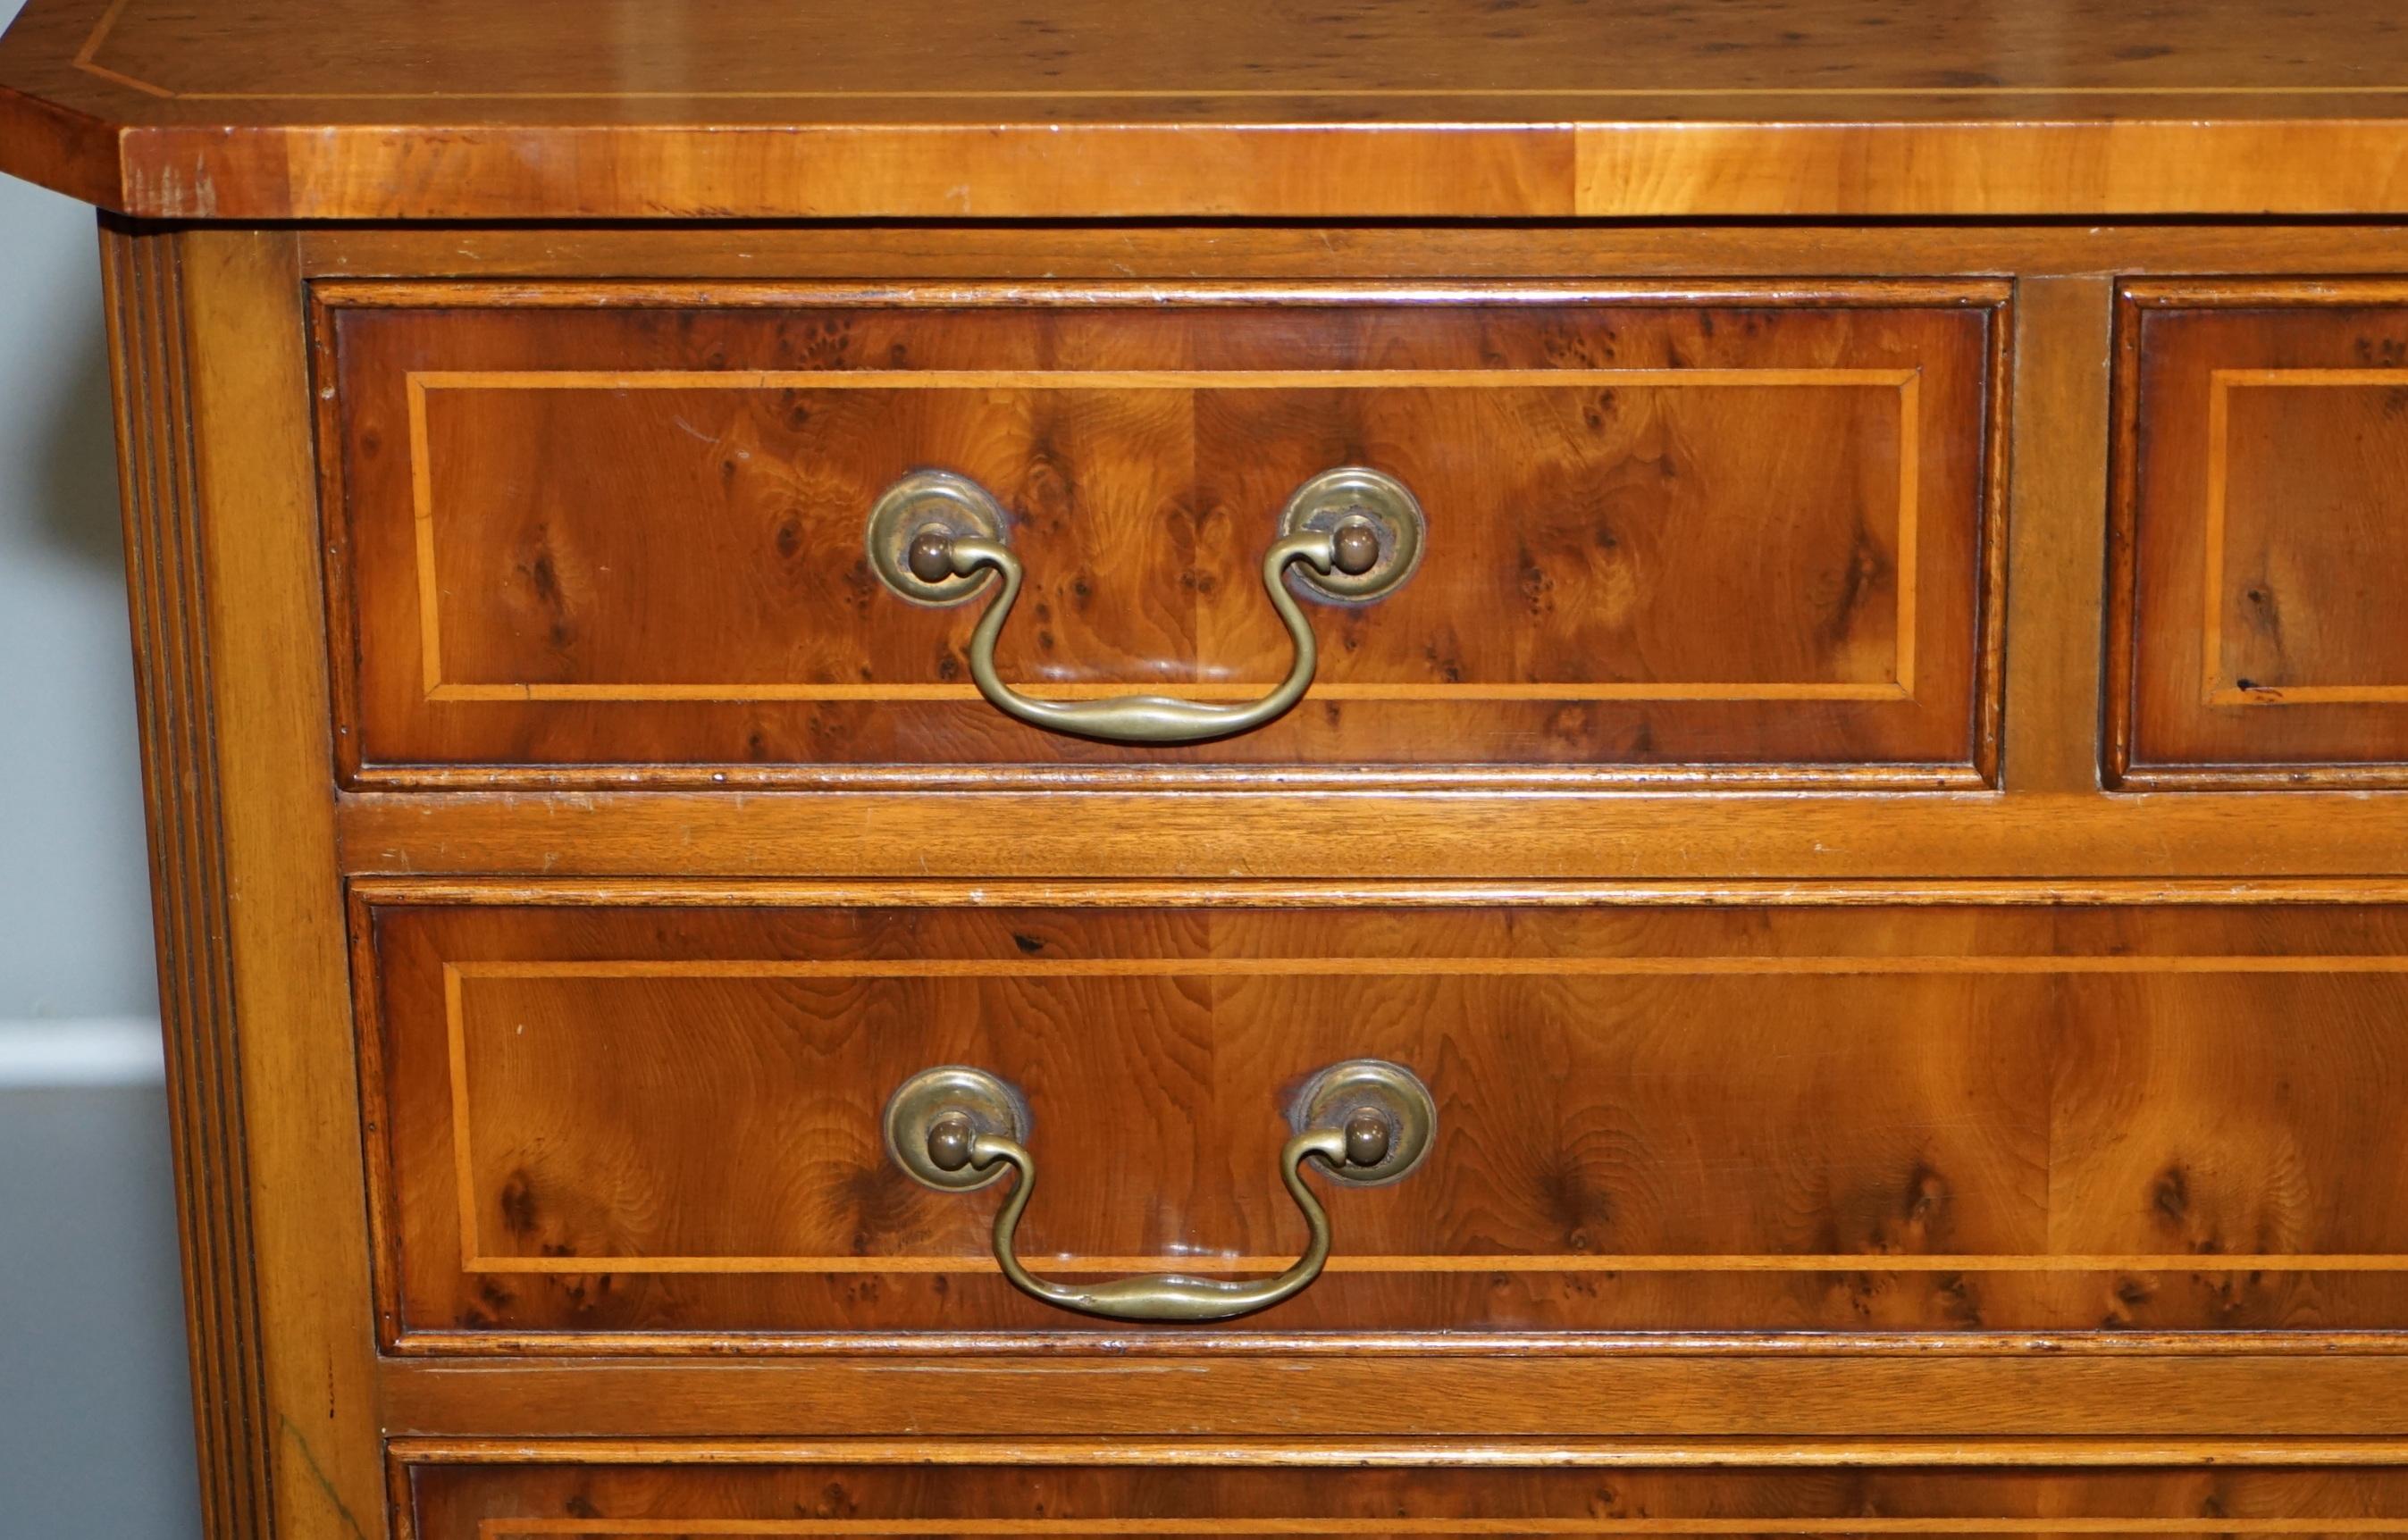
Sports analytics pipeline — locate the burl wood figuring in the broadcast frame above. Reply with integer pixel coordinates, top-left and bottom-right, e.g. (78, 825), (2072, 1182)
(13, 2), (2408, 1537)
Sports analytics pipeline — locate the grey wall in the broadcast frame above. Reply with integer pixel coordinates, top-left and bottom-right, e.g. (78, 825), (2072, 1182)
(0, 105), (157, 1026)
(0, 0), (202, 1524)
(0, 1087), (201, 1537)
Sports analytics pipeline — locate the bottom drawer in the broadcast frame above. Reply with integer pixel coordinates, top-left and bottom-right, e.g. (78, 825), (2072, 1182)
(400, 1454), (2408, 1539)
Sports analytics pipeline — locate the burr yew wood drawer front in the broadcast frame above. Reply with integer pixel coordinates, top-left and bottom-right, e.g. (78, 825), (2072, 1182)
(358, 891), (2408, 1349)
(395, 1456), (2408, 1540)
(2113, 281), (2408, 789)
(317, 283), (2006, 787)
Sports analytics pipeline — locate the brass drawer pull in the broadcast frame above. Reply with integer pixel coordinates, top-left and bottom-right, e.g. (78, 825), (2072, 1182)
(884, 1059), (1436, 1322)
(867, 467), (1424, 744)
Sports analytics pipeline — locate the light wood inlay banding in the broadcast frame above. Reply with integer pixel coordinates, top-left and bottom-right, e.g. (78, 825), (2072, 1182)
(403, 366), (1924, 707)
(422, 943), (2408, 1280)
(2202, 367), (2408, 705)
(479, 1524), (2408, 1538)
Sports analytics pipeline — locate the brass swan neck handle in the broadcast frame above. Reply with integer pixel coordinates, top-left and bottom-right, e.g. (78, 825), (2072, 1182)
(867, 467), (1425, 746)
(884, 1060), (1436, 1324)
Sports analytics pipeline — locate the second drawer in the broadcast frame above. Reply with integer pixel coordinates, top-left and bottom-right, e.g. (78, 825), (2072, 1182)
(356, 889), (2408, 1350)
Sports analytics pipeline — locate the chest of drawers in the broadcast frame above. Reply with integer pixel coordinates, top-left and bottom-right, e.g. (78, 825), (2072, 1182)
(9, 3), (2408, 1536)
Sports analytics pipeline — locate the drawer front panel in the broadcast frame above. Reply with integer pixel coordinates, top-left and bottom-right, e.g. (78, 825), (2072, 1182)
(403, 1458), (2408, 1540)
(321, 284), (2003, 787)
(2114, 281), (2408, 786)
(361, 896), (2408, 1347)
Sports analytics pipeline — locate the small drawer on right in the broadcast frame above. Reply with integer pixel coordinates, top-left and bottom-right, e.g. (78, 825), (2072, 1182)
(2114, 280), (2408, 788)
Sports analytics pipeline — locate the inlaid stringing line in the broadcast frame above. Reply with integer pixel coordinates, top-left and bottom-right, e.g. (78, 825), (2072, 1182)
(458, 1252), (2408, 1277)
(402, 367), (1919, 706)
(440, 964), (483, 1269)
(438, 950), (2408, 1275)
(449, 954), (2408, 979)
(407, 375), (447, 699)
(2202, 367), (2408, 704)
(475, 1519), (2408, 1537)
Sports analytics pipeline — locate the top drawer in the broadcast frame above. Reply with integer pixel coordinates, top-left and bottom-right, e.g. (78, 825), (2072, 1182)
(317, 282), (2004, 789)
(2113, 281), (2408, 788)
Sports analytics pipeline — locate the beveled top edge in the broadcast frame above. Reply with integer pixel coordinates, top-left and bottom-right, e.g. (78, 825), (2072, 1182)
(17, 0), (2408, 219)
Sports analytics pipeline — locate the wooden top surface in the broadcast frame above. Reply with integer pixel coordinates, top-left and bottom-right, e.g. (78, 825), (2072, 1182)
(13, 0), (2408, 219)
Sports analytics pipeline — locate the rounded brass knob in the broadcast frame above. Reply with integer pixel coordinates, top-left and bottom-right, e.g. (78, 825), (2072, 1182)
(1341, 1109), (1391, 1168)
(1330, 518), (1381, 577)
(1275, 468), (1427, 603)
(925, 1111), (977, 1173)
(906, 526), (958, 585)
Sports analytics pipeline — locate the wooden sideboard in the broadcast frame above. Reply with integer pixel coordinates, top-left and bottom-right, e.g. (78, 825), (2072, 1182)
(8, 3), (2408, 1536)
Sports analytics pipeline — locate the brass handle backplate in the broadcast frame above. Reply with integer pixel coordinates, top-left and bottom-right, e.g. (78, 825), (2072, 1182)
(883, 1059), (1437, 1322)
(866, 467), (1425, 745)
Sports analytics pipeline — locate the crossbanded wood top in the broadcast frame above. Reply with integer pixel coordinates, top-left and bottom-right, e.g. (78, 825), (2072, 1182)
(11, 0), (2408, 217)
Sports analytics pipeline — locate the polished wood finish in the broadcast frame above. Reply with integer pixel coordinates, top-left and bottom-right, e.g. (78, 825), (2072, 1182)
(337, 790), (2408, 881)
(399, 1458), (2408, 1540)
(103, 220), (274, 1540)
(362, 893), (2408, 1344)
(24, 2), (2408, 218)
(58, 213), (2408, 1540)
(15, 7), (2408, 1531)
(2112, 282), (2408, 787)
(105, 223), (388, 1539)
(2001, 278), (2114, 794)
(287, 224), (2408, 286)
(380, 1438), (2408, 1468)
(380, 1354), (2408, 1440)
(321, 282), (2002, 787)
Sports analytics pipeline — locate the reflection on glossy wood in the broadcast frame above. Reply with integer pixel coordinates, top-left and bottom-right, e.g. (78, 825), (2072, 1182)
(2114, 282), (2408, 784)
(26, 1), (2408, 217)
(285, 223), (2408, 286)
(29, 80), (2408, 1540)
(381, 1352), (2408, 1439)
(2000, 277), (2114, 794)
(361, 899), (2408, 1344)
(335, 788), (2408, 882)
(401, 1459), (2408, 1540)
(323, 285), (2001, 786)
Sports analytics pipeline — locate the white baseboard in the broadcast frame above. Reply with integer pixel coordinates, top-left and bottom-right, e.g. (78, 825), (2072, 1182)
(0, 1017), (164, 1088)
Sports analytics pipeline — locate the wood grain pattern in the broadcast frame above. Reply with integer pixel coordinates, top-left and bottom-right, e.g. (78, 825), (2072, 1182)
(286, 224), (2408, 287)
(1999, 278), (2112, 793)
(102, 222), (391, 1540)
(31, 94), (2408, 1540)
(399, 1458), (2408, 1540)
(379, 1438), (2408, 1469)
(358, 897), (2408, 1345)
(101, 215), (274, 1540)
(27, 2), (2408, 217)
(380, 1352), (2408, 1439)
(172, 226), (390, 1540)
(335, 788), (2408, 883)
(2111, 282), (2408, 786)
(320, 282), (2001, 787)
